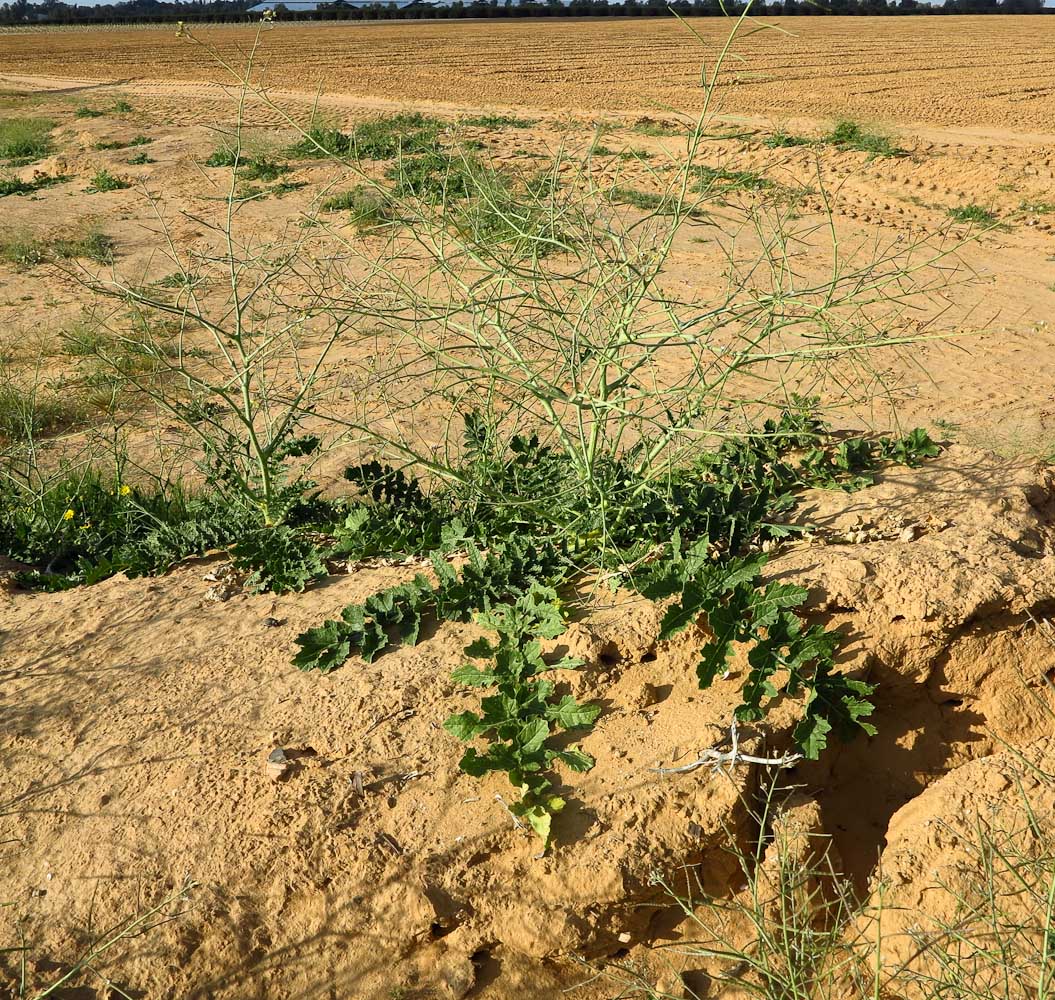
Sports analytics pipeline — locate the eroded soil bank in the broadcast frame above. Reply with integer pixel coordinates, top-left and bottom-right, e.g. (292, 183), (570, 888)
(3, 444), (1054, 998)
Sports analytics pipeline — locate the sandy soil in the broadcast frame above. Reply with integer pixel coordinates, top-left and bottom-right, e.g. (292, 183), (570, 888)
(1, 17), (1054, 131)
(3, 19), (1055, 999)
(1, 67), (1054, 459)
(3, 446), (1055, 998)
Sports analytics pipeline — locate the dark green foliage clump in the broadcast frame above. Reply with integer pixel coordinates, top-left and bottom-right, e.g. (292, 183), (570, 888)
(0, 174), (65, 198)
(948, 203), (1002, 227)
(694, 165), (773, 193)
(348, 112), (443, 159)
(0, 472), (252, 591)
(289, 113), (443, 161)
(764, 129), (813, 149)
(823, 120), (907, 158)
(293, 405), (939, 760)
(385, 149), (477, 202)
(232, 525), (329, 594)
(85, 169), (131, 193)
(2, 398), (941, 847)
(287, 125), (353, 158)
(205, 144), (239, 168)
(320, 185), (397, 226)
(293, 535), (569, 672)
(238, 157), (290, 183)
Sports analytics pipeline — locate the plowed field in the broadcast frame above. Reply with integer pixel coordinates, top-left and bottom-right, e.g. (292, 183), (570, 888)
(1, 16), (1054, 131)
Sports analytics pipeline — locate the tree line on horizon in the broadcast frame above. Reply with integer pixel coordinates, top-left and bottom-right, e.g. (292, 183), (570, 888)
(0, 0), (1047, 28)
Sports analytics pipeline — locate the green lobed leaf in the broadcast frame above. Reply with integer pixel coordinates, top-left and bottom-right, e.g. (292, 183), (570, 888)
(546, 696), (602, 730)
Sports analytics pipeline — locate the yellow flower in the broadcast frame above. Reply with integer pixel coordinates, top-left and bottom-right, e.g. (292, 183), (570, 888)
(119, 484), (131, 496)
(62, 509), (75, 521)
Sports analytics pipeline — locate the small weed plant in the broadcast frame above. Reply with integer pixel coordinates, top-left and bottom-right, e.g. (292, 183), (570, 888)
(205, 143), (239, 168)
(948, 203), (1002, 227)
(823, 119), (906, 158)
(85, 169), (131, 194)
(320, 185), (397, 226)
(632, 117), (685, 137)
(444, 588), (599, 844)
(764, 128), (813, 149)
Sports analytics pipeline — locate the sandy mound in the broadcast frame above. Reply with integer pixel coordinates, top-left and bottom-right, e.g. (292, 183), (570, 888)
(3, 445), (1055, 997)
(867, 736), (1055, 991)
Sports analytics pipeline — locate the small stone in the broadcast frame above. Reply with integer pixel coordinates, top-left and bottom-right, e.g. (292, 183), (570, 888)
(267, 747), (291, 781)
(899, 525), (920, 542)
(262, 616), (285, 628)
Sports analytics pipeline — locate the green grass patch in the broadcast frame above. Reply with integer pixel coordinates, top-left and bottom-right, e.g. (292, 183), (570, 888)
(823, 119), (907, 158)
(0, 227), (116, 268)
(285, 124), (353, 158)
(948, 203), (1002, 227)
(238, 157), (290, 183)
(320, 185), (397, 226)
(455, 177), (568, 258)
(75, 100), (131, 119)
(459, 114), (537, 130)
(127, 151), (153, 165)
(53, 229), (115, 263)
(204, 143), (238, 168)
(632, 117), (684, 138)
(203, 144), (298, 192)
(0, 373), (87, 441)
(0, 233), (48, 268)
(763, 128), (813, 149)
(611, 185), (708, 220)
(0, 117), (53, 162)
(694, 165), (774, 193)
(288, 113), (444, 161)
(271, 180), (306, 197)
(1019, 199), (1055, 215)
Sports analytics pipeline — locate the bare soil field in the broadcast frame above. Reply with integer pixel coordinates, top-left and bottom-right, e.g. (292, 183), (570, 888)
(2, 17), (1055, 1000)
(1, 17), (1055, 131)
